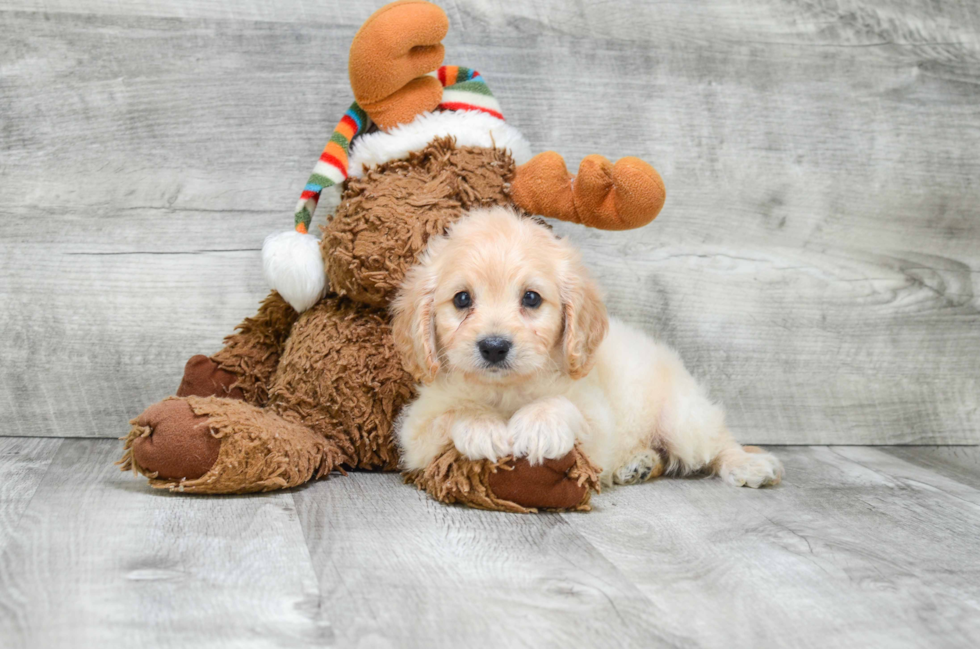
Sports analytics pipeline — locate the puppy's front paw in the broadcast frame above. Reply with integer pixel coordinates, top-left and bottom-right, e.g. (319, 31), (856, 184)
(451, 417), (512, 462)
(718, 446), (783, 488)
(508, 397), (582, 466)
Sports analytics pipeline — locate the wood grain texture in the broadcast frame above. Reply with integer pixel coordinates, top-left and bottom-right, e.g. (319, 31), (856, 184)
(0, 440), (326, 648)
(565, 446), (980, 648)
(880, 445), (980, 491)
(291, 471), (683, 648)
(0, 437), (61, 553)
(1, 1), (978, 442)
(1, 441), (979, 647)
(0, 0), (372, 22)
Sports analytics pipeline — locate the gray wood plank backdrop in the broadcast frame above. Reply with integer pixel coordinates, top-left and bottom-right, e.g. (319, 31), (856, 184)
(1, 0), (978, 443)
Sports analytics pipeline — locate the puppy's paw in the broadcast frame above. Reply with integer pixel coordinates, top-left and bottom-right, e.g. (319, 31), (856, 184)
(451, 416), (512, 462)
(508, 397), (582, 466)
(717, 446), (783, 488)
(613, 448), (664, 485)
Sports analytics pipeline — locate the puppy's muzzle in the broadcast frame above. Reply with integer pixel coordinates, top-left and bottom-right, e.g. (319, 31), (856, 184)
(477, 336), (512, 366)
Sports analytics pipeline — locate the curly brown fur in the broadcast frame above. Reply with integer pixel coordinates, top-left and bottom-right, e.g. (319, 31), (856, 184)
(322, 137), (515, 308)
(267, 295), (415, 471)
(211, 291), (299, 406)
(176, 355), (245, 400)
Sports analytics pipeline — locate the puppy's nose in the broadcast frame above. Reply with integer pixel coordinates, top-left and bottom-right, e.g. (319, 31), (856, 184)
(478, 337), (512, 365)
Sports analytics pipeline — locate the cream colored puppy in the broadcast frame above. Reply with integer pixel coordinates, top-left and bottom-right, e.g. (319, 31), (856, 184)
(392, 207), (783, 488)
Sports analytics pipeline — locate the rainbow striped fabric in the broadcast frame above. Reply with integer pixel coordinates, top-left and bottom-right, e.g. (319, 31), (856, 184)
(293, 65), (505, 234)
(293, 103), (368, 234)
(436, 66), (503, 120)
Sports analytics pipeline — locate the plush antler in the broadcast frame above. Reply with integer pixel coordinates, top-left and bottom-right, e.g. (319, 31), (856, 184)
(347, 1), (665, 229)
(510, 152), (666, 231)
(348, 0), (449, 130)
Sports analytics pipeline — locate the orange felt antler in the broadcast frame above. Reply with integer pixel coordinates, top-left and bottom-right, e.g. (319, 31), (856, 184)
(510, 152), (666, 231)
(348, 0), (449, 130)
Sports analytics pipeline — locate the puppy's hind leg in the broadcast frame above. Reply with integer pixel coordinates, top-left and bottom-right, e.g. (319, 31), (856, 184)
(658, 387), (783, 488)
(713, 443), (783, 488)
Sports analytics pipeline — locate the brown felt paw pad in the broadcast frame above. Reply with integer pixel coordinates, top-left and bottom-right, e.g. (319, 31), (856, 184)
(488, 453), (588, 510)
(176, 355), (244, 400)
(131, 399), (220, 480)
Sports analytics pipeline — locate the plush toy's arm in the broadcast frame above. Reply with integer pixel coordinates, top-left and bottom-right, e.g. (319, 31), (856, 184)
(510, 152), (666, 231)
(410, 445), (601, 513)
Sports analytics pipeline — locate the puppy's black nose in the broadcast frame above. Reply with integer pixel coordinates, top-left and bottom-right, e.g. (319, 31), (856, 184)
(478, 337), (512, 365)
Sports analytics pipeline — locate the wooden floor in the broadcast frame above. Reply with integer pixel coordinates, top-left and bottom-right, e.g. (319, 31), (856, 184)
(0, 438), (976, 648)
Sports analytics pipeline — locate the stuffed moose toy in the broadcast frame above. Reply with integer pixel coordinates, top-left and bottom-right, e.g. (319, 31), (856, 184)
(120, 0), (666, 512)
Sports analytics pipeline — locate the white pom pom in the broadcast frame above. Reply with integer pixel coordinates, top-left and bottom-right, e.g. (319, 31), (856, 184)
(261, 230), (325, 313)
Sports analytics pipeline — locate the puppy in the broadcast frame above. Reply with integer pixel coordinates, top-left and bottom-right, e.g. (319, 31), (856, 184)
(391, 207), (783, 488)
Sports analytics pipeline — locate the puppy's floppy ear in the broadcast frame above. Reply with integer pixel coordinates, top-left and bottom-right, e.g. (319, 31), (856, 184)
(560, 261), (609, 380)
(391, 260), (440, 383)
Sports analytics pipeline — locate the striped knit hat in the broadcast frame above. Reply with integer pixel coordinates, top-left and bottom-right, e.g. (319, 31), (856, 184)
(264, 66), (509, 313)
(292, 66), (502, 235)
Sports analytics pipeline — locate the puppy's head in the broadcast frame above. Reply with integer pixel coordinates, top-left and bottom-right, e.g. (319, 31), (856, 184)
(391, 206), (608, 385)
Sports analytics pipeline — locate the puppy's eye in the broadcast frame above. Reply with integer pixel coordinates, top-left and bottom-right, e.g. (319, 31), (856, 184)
(521, 291), (542, 309)
(453, 291), (472, 310)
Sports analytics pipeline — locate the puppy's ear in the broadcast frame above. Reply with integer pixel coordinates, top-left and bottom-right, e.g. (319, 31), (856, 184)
(560, 263), (609, 380)
(391, 262), (440, 383)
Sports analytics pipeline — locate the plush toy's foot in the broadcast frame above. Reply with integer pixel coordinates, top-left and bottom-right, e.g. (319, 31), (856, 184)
(120, 396), (344, 494)
(176, 355), (245, 400)
(510, 151), (666, 230)
(409, 445), (600, 513)
(204, 290), (299, 405)
(125, 398), (221, 481)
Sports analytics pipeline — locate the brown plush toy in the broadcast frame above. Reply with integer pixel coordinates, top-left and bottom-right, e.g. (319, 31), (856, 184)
(120, 0), (666, 512)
